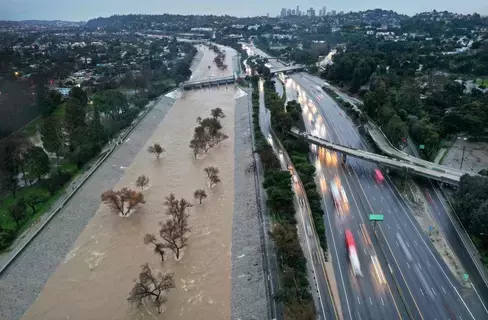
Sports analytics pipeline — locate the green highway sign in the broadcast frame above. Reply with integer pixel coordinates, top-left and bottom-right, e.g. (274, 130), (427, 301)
(369, 214), (384, 221)
(464, 273), (469, 281)
(419, 144), (425, 150)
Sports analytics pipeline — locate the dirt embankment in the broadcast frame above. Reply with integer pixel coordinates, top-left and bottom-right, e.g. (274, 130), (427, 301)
(441, 139), (488, 173)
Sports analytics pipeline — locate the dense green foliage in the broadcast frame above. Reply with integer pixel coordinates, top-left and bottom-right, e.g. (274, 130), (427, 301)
(262, 78), (328, 252)
(250, 76), (315, 319)
(454, 174), (488, 266)
(322, 39), (488, 159)
(0, 39), (196, 252)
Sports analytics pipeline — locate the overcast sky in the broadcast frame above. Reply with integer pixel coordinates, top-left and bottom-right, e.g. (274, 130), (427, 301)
(2, 0), (487, 21)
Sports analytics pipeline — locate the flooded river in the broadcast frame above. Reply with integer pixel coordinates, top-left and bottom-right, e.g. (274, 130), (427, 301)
(23, 45), (237, 320)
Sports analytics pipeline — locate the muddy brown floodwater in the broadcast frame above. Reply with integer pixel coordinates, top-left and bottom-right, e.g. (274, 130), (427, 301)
(23, 45), (238, 320)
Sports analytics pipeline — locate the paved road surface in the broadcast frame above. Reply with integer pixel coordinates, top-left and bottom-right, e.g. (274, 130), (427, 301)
(289, 72), (488, 320)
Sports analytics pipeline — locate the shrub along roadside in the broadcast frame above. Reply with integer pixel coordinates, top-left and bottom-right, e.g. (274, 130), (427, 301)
(249, 76), (315, 319)
(262, 78), (328, 254)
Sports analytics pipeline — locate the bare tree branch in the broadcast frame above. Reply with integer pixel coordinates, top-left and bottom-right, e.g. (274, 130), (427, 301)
(127, 264), (175, 313)
(101, 188), (145, 216)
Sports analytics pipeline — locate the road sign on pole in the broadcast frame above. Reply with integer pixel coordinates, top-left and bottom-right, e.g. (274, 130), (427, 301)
(419, 144), (425, 150)
(463, 273), (469, 281)
(369, 214), (384, 221)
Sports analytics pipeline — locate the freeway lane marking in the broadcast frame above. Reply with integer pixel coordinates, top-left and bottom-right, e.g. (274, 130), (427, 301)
(295, 182), (328, 319)
(304, 87), (404, 320)
(339, 162), (424, 320)
(357, 296), (361, 305)
(332, 164), (404, 320)
(431, 185), (488, 316)
(369, 297), (373, 306)
(384, 176), (478, 320)
(381, 297), (385, 306)
(320, 194), (350, 320)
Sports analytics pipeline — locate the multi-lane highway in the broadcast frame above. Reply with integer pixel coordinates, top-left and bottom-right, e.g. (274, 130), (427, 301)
(287, 72), (488, 320)
(246, 42), (488, 320)
(303, 72), (488, 316)
(283, 77), (407, 320)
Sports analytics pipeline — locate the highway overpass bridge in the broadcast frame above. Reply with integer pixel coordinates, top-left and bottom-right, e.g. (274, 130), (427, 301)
(182, 75), (235, 90)
(269, 65), (306, 74)
(363, 121), (473, 179)
(289, 127), (470, 185)
(182, 65), (306, 90)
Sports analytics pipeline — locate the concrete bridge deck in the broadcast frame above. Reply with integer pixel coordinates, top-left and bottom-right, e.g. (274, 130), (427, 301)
(289, 127), (467, 185)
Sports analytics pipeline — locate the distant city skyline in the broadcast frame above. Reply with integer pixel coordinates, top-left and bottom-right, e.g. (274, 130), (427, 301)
(1, 0), (487, 21)
(280, 5), (334, 18)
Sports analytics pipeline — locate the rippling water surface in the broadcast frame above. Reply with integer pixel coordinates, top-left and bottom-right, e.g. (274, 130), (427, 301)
(23, 44), (237, 320)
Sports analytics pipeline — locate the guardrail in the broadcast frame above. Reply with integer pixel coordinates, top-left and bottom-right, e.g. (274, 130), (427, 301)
(290, 128), (460, 185)
(365, 121), (471, 177)
(246, 84), (277, 320)
(182, 75), (235, 89)
(0, 93), (170, 276)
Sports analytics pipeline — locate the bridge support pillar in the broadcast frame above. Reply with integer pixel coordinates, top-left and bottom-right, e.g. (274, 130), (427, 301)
(341, 154), (347, 163)
(402, 168), (409, 190)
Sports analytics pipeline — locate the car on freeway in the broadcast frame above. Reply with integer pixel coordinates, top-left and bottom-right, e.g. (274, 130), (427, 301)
(345, 228), (363, 277)
(339, 185), (348, 204)
(374, 169), (384, 183)
(330, 181), (342, 212)
(306, 223), (312, 237)
(267, 133), (273, 144)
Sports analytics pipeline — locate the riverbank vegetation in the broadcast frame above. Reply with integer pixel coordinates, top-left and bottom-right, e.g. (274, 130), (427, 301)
(250, 76), (315, 319)
(262, 78), (328, 252)
(0, 41), (196, 252)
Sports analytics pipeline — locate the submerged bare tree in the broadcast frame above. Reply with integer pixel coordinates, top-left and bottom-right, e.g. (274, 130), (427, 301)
(147, 143), (165, 159)
(160, 193), (192, 259)
(189, 110), (228, 158)
(136, 175), (150, 191)
(101, 188), (145, 216)
(159, 219), (188, 260)
(211, 107), (225, 120)
(204, 166), (221, 187)
(127, 264), (175, 313)
(144, 233), (165, 262)
(193, 189), (207, 204)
